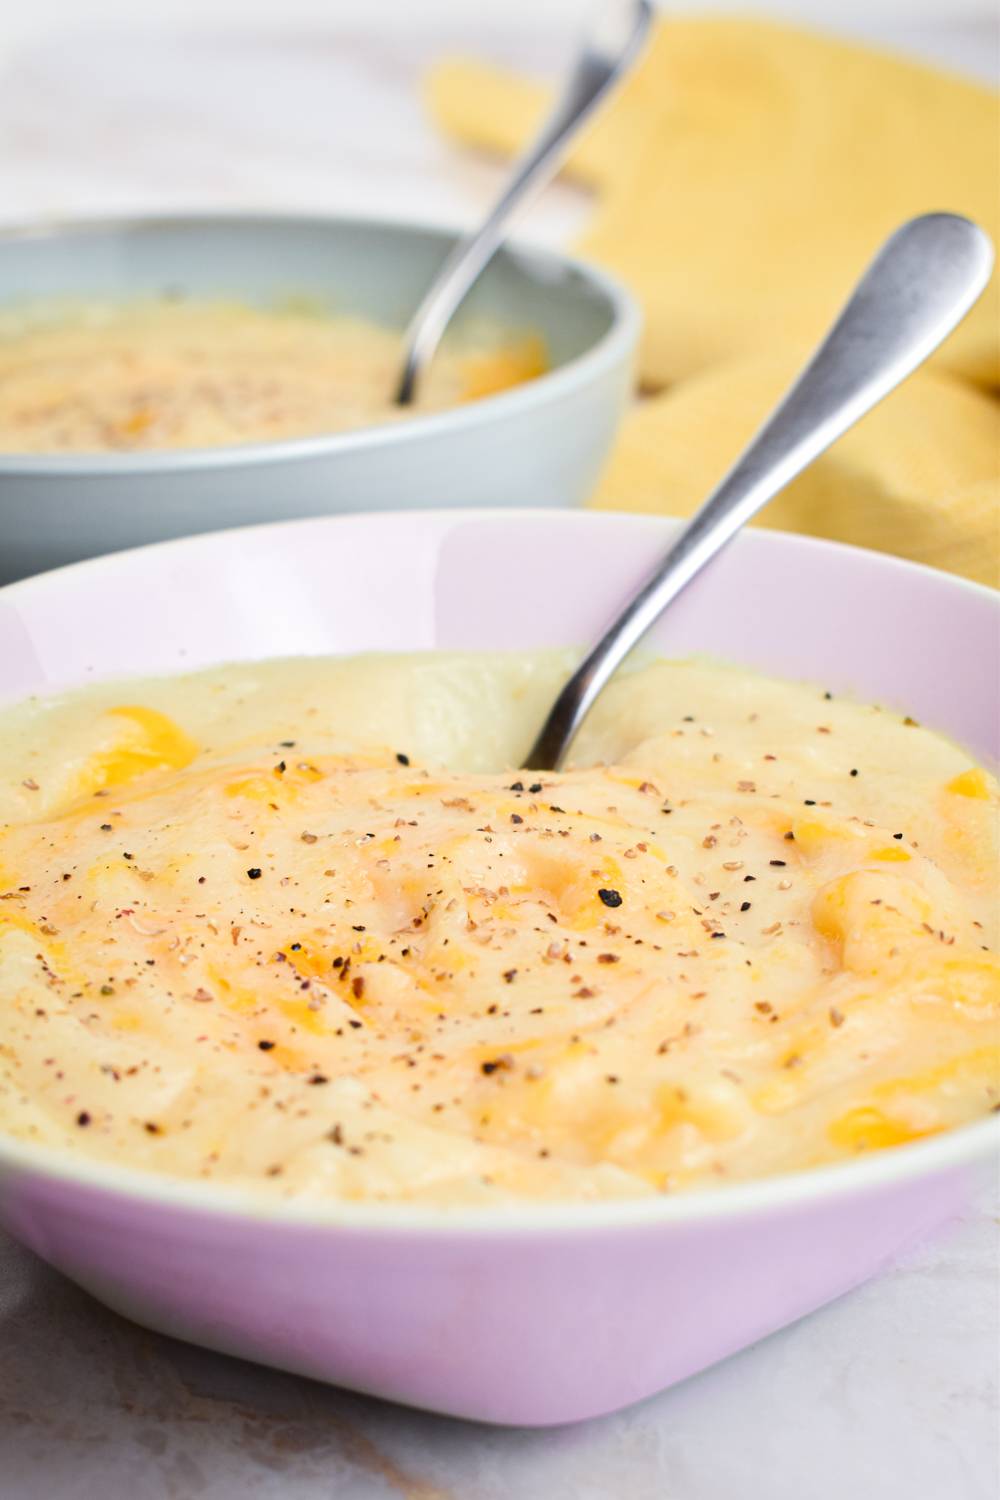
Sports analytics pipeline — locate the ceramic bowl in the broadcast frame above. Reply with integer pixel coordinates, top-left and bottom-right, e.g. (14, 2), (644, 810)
(0, 509), (996, 1426)
(0, 215), (638, 583)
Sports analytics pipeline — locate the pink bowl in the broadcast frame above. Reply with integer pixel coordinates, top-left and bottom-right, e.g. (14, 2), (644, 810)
(0, 509), (996, 1426)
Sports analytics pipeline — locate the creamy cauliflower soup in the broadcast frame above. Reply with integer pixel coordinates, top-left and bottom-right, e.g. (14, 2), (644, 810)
(0, 653), (995, 1206)
(0, 300), (547, 453)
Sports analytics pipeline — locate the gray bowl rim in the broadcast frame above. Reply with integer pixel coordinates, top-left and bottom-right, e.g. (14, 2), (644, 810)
(0, 210), (641, 475)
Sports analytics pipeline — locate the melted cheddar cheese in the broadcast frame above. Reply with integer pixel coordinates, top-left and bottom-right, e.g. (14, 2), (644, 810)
(0, 652), (996, 1205)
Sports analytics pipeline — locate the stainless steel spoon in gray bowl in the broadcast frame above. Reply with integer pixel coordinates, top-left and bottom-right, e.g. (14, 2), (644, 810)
(525, 211), (994, 771)
(395, 0), (653, 404)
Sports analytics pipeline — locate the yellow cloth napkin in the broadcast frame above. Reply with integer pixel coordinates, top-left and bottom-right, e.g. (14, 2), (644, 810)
(594, 351), (1000, 585)
(428, 15), (1000, 584)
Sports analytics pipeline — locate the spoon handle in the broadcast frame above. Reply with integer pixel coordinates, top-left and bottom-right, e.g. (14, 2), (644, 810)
(395, 0), (652, 404)
(526, 212), (994, 770)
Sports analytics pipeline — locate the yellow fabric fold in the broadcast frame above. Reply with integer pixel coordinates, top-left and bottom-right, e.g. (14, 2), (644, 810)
(595, 352), (1000, 586)
(428, 16), (1000, 390)
(427, 15), (1000, 585)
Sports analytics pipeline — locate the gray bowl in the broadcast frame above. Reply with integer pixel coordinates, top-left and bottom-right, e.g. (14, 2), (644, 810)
(0, 214), (639, 583)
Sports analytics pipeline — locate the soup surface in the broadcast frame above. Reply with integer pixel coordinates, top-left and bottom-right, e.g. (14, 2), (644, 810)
(0, 653), (996, 1206)
(0, 299), (547, 452)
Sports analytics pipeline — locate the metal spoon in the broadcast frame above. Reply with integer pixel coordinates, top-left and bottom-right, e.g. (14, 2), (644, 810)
(525, 212), (994, 770)
(395, 0), (652, 405)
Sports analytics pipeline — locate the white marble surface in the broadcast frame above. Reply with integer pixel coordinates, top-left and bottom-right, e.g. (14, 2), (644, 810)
(2, 1183), (998, 1500)
(0, 7), (995, 237)
(0, 9), (998, 1497)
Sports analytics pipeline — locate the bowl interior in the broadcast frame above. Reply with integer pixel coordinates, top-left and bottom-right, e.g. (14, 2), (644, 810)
(0, 215), (619, 372)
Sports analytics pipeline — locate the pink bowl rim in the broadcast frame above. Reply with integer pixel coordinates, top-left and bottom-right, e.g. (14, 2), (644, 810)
(1, 499), (996, 616)
(0, 507), (997, 1234)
